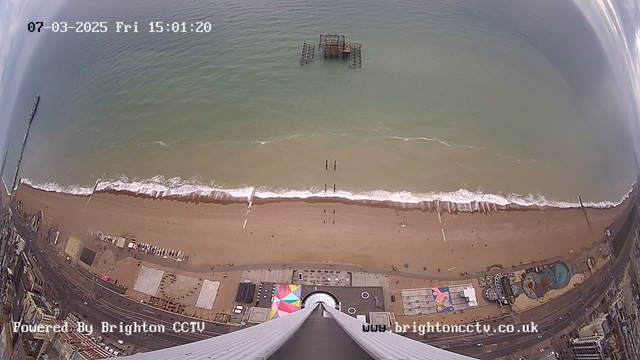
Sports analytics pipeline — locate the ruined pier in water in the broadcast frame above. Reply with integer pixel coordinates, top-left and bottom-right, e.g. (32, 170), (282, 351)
(299, 41), (314, 65)
(319, 34), (349, 59)
(293, 34), (361, 68)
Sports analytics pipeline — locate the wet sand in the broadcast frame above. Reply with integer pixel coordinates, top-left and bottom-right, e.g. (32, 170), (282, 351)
(14, 185), (629, 274)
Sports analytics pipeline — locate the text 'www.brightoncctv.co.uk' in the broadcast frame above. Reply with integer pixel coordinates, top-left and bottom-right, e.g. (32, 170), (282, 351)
(362, 322), (539, 335)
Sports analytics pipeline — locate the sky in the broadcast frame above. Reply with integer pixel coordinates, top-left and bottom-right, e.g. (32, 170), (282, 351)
(0, 0), (63, 155)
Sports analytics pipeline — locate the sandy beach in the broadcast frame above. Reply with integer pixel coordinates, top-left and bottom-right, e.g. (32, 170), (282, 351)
(14, 184), (628, 275)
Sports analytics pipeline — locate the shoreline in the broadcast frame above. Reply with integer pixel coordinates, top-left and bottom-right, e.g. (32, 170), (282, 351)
(20, 177), (636, 213)
(13, 182), (633, 274)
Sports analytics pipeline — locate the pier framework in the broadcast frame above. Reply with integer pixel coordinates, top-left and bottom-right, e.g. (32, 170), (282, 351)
(348, 42), (362, 69)
(319, 34), (348, 59)
(299, 41), (315, 65)
(298, 34), (361, 68)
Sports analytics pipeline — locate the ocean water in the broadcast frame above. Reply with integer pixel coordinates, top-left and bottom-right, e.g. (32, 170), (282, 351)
(3, 0), (639, 207)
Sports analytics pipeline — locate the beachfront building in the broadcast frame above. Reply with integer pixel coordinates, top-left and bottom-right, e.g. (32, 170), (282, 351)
(28, 208), (42, 233)
(570, 335), (606, 360)
(578, 313), (610, 337)
(20, 252), (45, 295)
(20, 291), (56, 359)
(48, 320), (113, 359)
(0, 215), (25, 307)
(484, 273), (520, 306)
(118, 302), (474, 360)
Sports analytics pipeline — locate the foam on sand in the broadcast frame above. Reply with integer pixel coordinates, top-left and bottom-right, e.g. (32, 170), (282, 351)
(20, 176), (634, 213)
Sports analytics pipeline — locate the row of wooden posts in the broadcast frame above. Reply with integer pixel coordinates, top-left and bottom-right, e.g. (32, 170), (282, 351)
(324, 183), (337, 193)
(325, 160), (337, 194)
(325, 160), (337, 170)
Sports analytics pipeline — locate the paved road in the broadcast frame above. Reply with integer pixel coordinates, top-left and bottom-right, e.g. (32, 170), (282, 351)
(484, 234), (631, 359)
(430, 221), (634, 359)
(11, 211), (233, 352)
(9, 201), (635, 358)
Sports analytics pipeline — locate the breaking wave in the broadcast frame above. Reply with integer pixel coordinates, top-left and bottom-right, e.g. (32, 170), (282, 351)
(137, 141), (169, 147)
(380, 136), (485, 150)
(19, 176), (633, 212)
(198, 132), (348, 147)
(21, 178), (94, 196)
(136, 138), (187, 148)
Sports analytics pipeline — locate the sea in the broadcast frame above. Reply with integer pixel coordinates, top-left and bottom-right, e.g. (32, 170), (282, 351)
(3, 0), (639, 208)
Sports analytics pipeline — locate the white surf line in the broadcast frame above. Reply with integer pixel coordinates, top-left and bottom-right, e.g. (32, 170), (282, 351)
(83, 179), (101, 212)
(441, 228), (447, 242)
(243, 188), (256, 229)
